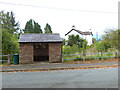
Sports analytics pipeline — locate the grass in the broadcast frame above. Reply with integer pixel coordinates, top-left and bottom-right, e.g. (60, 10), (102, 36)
(2, 60), (14, 65)
(2, 61), (8, 65)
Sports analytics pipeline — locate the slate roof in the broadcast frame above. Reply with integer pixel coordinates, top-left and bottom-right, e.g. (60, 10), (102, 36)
(65, 29), (93, 36)
(18, 33), (62, 43)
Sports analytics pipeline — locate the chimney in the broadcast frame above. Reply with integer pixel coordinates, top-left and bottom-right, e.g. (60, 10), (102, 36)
(72, 25), (76, 29)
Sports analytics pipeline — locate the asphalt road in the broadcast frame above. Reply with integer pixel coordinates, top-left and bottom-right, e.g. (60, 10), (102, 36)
(2, 67), (118, 88)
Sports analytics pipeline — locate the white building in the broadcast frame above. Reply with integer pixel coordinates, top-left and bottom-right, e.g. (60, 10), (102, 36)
(65, 28), (93, 46)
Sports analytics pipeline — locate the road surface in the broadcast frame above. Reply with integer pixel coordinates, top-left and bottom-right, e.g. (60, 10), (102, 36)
(2, 67), (118, 88)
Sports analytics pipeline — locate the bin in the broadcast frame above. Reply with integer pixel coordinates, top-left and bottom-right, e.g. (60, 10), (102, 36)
(14, 54), (19, 65)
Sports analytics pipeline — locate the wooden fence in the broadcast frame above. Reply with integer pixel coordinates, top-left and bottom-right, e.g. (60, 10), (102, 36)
(1, 52), (120, 64)
(63, 52), (120, 63)
(0, 54), (13, 64)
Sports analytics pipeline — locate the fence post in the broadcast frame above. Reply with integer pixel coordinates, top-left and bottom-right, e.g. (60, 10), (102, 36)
(10, 54), (13, 64)
(62, 57), (64, 63)
(8, 54), (10, 65)
(83, 53), (85, 63)
(101, 52), (103, 62)
(115, 51), (118, 60)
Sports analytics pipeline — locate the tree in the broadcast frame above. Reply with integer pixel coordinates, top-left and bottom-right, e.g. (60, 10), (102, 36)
(34, 22), (43, 33)
(96, 41), (105, 52)
(82, 40), (88, 53)
(0, 11), (19, 55)
(24, 19), (33, 33)
(96, 29), (119, 53)
(67, 34), (79, 46)
(102, 29), (118, 50)
(2, 30), (19, 54)
(24, 19), (43, 33)
(67, 34), (88, 53)
(67, 34), (87, 48)
(44, 23), (52, 33)
(0, 11), (19, 34)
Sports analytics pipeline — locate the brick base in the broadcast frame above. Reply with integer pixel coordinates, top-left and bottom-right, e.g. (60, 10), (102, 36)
(19, 43), (34, 64)
(49, 43), (62, 63)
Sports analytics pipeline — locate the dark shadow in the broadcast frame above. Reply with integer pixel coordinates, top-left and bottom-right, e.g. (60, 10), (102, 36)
(34, 43), (49, 62)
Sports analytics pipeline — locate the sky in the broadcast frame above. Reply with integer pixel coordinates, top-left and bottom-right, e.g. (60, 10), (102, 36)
(0, 0), (119, 39)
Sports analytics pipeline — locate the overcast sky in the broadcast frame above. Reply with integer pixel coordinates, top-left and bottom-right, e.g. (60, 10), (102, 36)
(0, 0), (119, 39)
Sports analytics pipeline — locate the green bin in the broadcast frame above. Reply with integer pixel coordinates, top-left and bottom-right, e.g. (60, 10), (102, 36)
(14, 54), (19, 65)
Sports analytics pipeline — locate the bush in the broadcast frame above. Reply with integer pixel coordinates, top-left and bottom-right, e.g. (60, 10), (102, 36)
(63, 44), (81, 55)
(2, 30), (19, 55)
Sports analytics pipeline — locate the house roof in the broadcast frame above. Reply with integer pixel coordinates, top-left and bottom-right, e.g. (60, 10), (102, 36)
(65, 29), (93, 36)
(18, 33), (62, 43)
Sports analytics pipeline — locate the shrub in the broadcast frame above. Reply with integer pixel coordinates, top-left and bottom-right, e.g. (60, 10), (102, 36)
(63, 44), (81, 55)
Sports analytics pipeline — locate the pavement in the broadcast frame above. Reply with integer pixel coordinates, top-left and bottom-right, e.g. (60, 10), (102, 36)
(1, 61), (119, 72)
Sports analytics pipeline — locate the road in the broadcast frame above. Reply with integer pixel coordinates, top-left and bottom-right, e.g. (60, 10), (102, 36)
(2, 67), (118, 88)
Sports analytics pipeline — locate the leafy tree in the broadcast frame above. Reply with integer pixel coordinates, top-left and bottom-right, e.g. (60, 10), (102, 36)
(67, 34), (87, 48)
(96, 41), (105, 52)
(24, 19), (43, 33)
(0, 11), (19, 55)
(96, 29), (119, 53)
(67, 35), (79, 46)
(82, 40), (88, 53)
(102, 29), (118, 50)
(0, 11), (19, 34)
(44, 23), (52, 33)
(2, 30), (19, 54)
(67, 34), (88, 53)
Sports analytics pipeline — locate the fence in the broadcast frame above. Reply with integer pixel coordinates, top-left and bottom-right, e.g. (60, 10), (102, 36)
(63, 52), (120, 63)
(1, 52), (120, 64)
(0, 54), (14, 64)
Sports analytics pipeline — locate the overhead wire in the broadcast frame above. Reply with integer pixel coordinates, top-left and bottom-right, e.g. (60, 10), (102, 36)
(0, 1), (118, 14)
